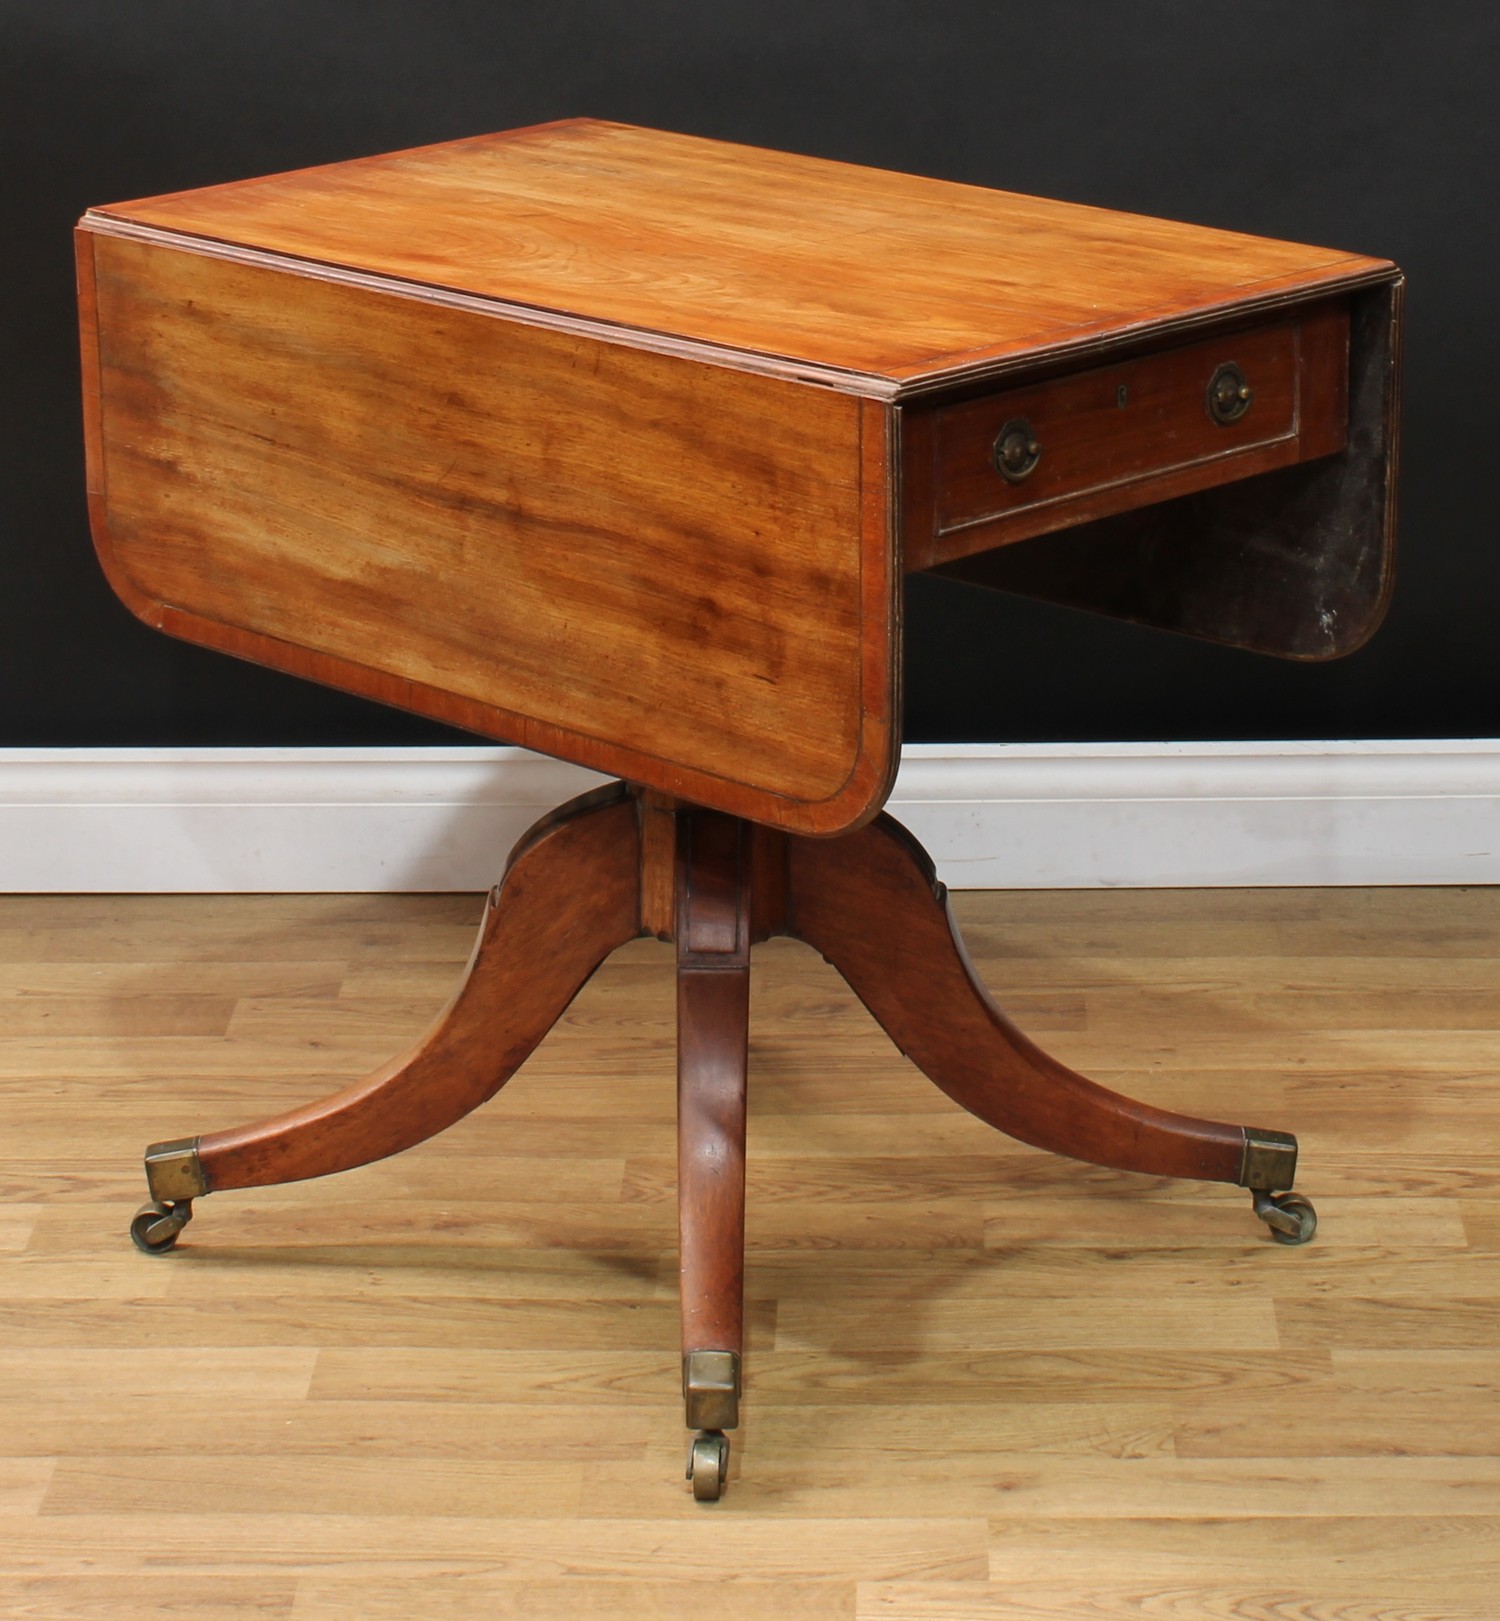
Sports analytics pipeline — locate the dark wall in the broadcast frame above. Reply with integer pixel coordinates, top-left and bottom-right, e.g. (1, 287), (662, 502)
(5, 2), (1496, 747)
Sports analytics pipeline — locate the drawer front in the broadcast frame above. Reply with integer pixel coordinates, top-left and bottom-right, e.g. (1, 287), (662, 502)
(917, 302), (1348, 566)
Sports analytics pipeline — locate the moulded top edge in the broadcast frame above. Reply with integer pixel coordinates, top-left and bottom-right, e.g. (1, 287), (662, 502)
(79, 121), (1397, 397)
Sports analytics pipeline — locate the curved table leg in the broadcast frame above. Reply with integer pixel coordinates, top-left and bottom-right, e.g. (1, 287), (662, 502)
(676, 810), (749, 1502)
(136, 783), (643, 1223)
(787, 812), (1299, 1195)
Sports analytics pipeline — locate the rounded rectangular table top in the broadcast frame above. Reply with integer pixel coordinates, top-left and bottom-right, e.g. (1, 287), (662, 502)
(77, 123), (1400, 833)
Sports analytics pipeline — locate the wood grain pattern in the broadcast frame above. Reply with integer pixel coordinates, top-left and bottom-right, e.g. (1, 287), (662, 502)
(80, 231), (895, 835)
(85, 119), (1393, 398)
(3, 882), (1498, 1617)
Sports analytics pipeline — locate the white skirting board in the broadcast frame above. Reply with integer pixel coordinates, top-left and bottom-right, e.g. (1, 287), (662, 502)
(0, 740), (1496, 893)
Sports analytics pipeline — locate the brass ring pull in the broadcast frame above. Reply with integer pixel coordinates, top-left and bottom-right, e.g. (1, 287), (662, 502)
(1207, 361), (1253, 425)
(993, 417), (1041, 482)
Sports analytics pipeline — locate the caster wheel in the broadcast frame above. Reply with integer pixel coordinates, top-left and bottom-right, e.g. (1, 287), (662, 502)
(687, 1431), (729, 1502)
(1252, 1190), (1317, 1246)
(130, 1200), (192, 1254)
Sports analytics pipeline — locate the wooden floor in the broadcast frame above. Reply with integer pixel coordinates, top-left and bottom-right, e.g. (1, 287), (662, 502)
(1, 883), (1497, 1618)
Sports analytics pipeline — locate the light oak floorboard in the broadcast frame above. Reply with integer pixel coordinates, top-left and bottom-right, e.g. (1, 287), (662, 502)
(855, 1578), (1495, 1619)
(291, 1578), (857, 1620)
(1, 885), (1496, 1617)
(0, 1576), (298, 1619)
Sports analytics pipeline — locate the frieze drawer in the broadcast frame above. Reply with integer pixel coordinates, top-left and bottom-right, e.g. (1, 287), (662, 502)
(907, 299), (1350, 571)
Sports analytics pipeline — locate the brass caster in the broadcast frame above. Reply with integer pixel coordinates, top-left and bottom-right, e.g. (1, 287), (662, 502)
(1252, 1189), (1317, 1246)
(687, 1430), (729, 1502)
(129, 1199), (193, 1254)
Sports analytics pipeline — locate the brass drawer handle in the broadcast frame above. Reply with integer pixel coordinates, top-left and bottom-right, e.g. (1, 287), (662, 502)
(1207, 361), (1253, 425)
(993, 417), (1041, 482)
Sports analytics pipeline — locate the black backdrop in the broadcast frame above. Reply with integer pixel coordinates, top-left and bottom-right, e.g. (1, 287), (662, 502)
(5, 2), (1496, 748)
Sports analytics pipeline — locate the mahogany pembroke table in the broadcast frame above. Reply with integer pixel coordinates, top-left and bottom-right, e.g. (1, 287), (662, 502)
(77, 121), (1402, 1500)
